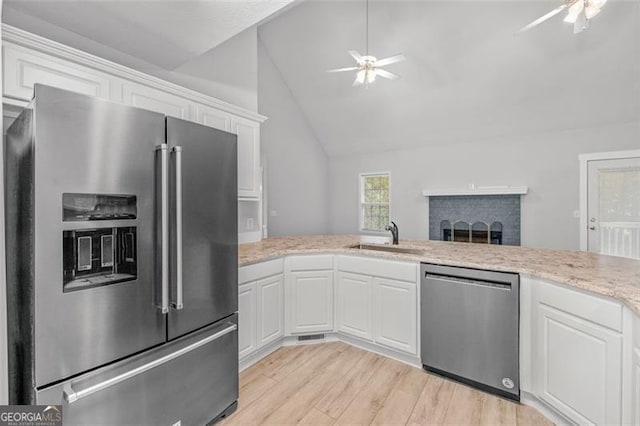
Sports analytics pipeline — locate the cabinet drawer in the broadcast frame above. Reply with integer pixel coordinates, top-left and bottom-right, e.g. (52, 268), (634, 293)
(337, 255), (416, 282)
(239, 258), (284, 284)
(538, 280), (622, 332)
(288, 255), (333, 271)
(37, 317), (238, 425)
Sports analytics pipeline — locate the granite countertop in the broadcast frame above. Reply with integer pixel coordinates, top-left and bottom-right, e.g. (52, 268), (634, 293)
(239, 234), (640, 316)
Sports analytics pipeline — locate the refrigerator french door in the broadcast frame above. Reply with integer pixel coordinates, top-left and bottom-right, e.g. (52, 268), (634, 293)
(6, 85), (239, 423)
(165, 117), (238, 340)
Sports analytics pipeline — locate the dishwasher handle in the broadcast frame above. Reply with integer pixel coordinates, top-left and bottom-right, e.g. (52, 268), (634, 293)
(425, 273), (512, 290)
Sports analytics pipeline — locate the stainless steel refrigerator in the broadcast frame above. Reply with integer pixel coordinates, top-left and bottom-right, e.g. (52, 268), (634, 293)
(5, 84), (239, 425)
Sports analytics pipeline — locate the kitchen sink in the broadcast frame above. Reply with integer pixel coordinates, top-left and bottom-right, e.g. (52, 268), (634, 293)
(347, 244), (425, 255)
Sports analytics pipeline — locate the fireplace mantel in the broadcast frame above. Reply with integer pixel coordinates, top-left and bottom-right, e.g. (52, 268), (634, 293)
(422, 186), (528, 197)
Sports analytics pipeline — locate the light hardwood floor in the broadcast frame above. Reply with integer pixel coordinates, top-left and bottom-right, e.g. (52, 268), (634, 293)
(221, 342), (552, 425)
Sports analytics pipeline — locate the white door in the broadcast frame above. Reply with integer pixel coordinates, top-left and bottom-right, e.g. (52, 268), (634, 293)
(289, 270), (333, 334)
(373, 277), (417, 354)
(587, 156), (640, 259)
(256, 274), (284, 347)
(231, 117), (261, 198)
(535, 304), (622, 425)
(238, 282), (257, 359)
(336, 272), (373, 341)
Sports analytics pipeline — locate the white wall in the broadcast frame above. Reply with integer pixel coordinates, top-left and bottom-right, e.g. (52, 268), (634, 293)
(258, 37), (330, 236)
(329, 122), (640, 250)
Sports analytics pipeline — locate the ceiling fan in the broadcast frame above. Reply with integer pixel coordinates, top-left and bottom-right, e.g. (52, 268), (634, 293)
(518, 0), (608, 34)
(328, 0), (406, 87)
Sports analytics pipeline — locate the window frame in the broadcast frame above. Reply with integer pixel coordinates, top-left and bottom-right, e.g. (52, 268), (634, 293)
(358, 171), (391, 233)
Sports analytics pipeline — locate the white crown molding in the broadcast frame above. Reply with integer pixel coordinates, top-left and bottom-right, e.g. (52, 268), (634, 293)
(1, 24), (267, 123)
(422, 186), (529, 197)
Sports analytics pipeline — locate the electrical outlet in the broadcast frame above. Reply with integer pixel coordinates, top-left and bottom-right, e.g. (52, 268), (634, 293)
(246, 218), (254, 229)
(270, 210), (278, 217)
(573, 210), (580, 219)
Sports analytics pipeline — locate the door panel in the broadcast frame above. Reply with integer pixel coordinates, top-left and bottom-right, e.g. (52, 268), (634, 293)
(257, 275), (284, 347)
(587, 157), (640, 259)
(238, 283), (257, 359)
(290, 271), (333, 334)
(32, 85), (166, 387)
(337, 272), (373, 340)
(166, 117), (238, 340)
(374, 277), (417, 354)
(536, 305), (622, 425)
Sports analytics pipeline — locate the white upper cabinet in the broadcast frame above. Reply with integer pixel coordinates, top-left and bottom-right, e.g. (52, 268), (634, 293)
(197, 104), (231, 132)
(121, 82), (192, 120)
(231, 116), (261, 198)
(2, 29), (265, 205)
(3, 42), (112, 101)
(336, 272), (373, 341)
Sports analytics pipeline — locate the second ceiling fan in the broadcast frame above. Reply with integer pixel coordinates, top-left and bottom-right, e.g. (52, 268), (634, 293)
(328, 0), (406, 87)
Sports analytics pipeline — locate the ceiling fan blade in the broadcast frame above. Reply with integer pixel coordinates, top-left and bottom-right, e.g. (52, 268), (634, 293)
(574, 8), (589, 33)
(353, 76), (364, 87)
(517, 4), (568, 33)
(564, 1), (584, 23)
(348, 50), (365, 64)
(374, 54), (406, 68)
(327, 67), (359, 73)
(375, 68), (399, 80)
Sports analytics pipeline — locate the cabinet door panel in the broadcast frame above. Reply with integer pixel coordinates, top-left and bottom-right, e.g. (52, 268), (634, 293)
(536, 304), (622, 425)
(374, 277), (417, 354)
(197, 104), (231, 131)
(4, 43), (112, 101)
(337, 272), (372, 340)
(257, 274), (284, 347)
(290, 271), (333, 334)
(122, 82), (191, 119)
(231, 117), (260, 198)
(238, 283), (257, 359)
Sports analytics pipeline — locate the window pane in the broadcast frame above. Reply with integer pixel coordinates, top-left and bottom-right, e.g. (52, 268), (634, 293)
(361, 173), (390, 231)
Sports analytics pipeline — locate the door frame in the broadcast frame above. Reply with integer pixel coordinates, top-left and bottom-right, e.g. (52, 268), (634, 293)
(579, 149), (640, 251)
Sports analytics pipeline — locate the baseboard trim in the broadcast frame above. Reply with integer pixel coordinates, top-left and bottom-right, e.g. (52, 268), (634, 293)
(240, 332), (420, 372)
(520, 391), (573, 426)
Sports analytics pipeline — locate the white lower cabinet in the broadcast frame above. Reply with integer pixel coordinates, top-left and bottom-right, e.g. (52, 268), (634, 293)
(532, 280), (623, 425)
(336, 272), (373, 340)
(373, 277), (417, 355)
(256, 274), (284, 347)
(238, 282), (257, 359)
(289, 270), (334, 334)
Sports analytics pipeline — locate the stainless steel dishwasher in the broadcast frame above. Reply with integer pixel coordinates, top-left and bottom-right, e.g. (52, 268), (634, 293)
(420, 263), (519, 400)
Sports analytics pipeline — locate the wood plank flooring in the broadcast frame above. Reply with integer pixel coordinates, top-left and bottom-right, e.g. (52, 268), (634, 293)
(221, 342), (552, 425)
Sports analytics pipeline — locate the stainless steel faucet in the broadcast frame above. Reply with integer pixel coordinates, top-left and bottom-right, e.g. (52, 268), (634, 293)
(385, 221), (399, 245)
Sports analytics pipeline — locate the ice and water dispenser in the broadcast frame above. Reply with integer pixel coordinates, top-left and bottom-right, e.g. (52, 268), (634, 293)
(62, 193), (138, 291)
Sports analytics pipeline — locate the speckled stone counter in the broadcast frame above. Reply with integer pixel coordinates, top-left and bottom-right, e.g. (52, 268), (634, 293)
(239, 235), (640, 315)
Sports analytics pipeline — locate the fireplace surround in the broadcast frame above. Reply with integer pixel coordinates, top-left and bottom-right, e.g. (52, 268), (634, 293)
(428, 195), (521, 246)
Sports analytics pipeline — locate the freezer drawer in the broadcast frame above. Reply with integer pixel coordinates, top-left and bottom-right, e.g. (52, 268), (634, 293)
(36, 315), (239, 425)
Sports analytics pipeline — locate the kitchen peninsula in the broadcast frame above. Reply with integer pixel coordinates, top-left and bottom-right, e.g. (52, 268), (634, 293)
(237, 235), (640, 425)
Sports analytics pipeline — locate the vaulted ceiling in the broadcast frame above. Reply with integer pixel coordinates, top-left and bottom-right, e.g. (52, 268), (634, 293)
(258, 0), (640, 156)
(3, 0), (294, 70)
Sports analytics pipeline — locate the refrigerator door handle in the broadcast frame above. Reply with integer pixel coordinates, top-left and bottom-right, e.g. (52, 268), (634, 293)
(62, 323), (237, 404)
(157, 144), (169, 314)
(172, 146), (183, 310)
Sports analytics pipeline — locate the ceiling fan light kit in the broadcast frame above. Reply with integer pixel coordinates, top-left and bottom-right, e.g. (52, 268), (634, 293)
(327, 0), (406, 87)
(518, 0), (608, 34)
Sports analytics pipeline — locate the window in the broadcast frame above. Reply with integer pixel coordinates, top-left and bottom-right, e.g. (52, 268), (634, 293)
(360, 172), (390, 232)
